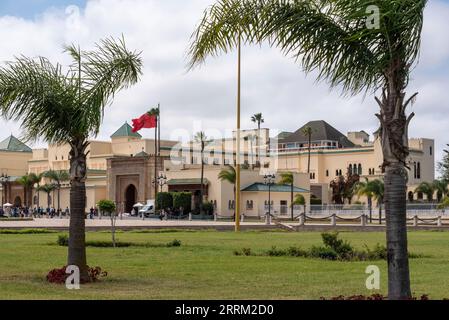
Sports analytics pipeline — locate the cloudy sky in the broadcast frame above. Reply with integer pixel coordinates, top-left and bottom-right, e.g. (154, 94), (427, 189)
(0, 0), (448, 173)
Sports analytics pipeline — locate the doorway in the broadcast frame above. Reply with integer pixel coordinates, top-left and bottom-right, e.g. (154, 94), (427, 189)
(125, 185), (137, 214)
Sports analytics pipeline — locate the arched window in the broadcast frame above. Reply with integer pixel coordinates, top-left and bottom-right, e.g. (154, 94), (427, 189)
(408, 192), (414, 202)
(326, 170), (329, 177)
(339, 170), (342, 176)
(358, 164), (362, 175)
(336, 170), (339, 177)
(348, 164), (353, 176)
(413, 162), (417, 179)
(417, 192), (423, 200)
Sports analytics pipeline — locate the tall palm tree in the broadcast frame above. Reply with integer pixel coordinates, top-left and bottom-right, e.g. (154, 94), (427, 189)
(218, 165), (236, 216)
(44, 170), (70, 213)
(279, 172), (294, 221)
(17, 175), (34, 207)
(414, 182), (435, 203)
(38, 184), (57, 207)
(433, 179), (448, 203)
(251, 113), (264, 166)
(28, 172), (44, 208)
(302, 126), (313, 174)
(0, 37), (142, 281)
(188, 0), (426, 299)
(194, 132), (210, 214)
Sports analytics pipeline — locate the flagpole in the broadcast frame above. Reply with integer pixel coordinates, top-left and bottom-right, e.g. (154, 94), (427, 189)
(235, 34), (241, 233)
(154, 108), (159, 201)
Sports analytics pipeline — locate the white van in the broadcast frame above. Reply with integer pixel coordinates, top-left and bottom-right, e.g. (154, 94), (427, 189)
(139, 200), (155, 217)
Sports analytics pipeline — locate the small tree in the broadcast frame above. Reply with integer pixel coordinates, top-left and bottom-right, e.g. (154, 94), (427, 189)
(173, 192), (192, 214)
(414, 182), (435, 203)
(97, 200), (117, 247)
(438, 145), (449, 181)
(156, 192), (173, 211)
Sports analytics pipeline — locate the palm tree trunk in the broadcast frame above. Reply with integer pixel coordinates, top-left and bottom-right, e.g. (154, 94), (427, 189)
(68, 139), (89, 282)
(377, 79), (413, 299)
(57, 185), (61, 212)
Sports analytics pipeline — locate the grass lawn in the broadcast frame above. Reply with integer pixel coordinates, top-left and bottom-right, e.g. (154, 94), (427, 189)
(1, 229), (449, 300)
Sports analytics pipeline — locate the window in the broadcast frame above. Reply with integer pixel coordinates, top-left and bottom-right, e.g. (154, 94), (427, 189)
(430, 146), (433, 156)
(336, 170), (339, 177)
(246, 200), (254, 210)
(358, 164), (362, 175)
(348, 164), (353, 175)
(416, 162), (421, 179)
(326, 170), (329, 177)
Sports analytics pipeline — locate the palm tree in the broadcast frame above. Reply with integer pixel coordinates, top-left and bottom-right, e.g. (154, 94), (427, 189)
(44, 170), (70, 213)
(218, 166), (236, 216)
(194, 132), (210, 214)
(28, 172), (44, 208)
(279, 172), (294, 221)
(38, 184), (57, 208)
(0, 37), (142, 281)
(17, 175), (34, 207)
(433, 179), (448, 203)
(414, 182), (435, 202)
(302, 126), (313, 174)
(251, 113), (264, 166)
(188, 0), (426, 299)
(354, 178), (381, 223)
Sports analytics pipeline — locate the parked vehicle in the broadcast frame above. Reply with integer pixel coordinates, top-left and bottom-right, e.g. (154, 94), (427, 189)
(139, 200), (155, 217)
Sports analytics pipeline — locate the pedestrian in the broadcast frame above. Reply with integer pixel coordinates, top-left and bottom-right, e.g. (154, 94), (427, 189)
(90, 207), (94, 219)
(65, 207), (70, 217)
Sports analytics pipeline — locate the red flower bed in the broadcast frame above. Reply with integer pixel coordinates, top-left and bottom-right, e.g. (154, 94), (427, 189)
(321, 294), (430, 300)
(46, 266), (108, 284)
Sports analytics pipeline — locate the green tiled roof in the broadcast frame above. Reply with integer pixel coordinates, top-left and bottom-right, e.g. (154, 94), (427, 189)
(0, 136), (32, 153)
(241, 183), (309, 193)
(168, 178), (209, 186)
(135, 150), (150, 158)
(111, 122), (142, 139)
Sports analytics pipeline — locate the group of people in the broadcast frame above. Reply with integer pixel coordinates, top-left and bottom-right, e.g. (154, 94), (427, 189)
(0, 206), (70, 218)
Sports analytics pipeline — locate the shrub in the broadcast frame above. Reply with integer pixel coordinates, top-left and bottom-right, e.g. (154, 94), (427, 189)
(201, 202), (214, 215)
(47, 266), (108, 284)
(310, 195), (322, 205)
(293, 194), (306, 206)
(0, 229), (55, 234)
(156, 192), (173, 211)
(172, 192), (192, 213)
(167, 239), (182, 247)
(309, 246), (338, 260)
(57, 235), (69, 246)
(266, 246), (287, 257)
(234, 248), (253, 256)
(321, 232), (354, 257)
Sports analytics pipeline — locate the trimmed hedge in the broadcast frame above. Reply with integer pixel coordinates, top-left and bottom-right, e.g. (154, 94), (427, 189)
(156, 192), (173, 210)
(172, 192), (192, 213)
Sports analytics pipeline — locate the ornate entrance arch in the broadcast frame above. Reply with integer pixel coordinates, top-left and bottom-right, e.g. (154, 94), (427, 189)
(125, 185), (137, 214)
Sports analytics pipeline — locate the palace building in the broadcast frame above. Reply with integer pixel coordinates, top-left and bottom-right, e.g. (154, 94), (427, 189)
(0, 120), (435, 216)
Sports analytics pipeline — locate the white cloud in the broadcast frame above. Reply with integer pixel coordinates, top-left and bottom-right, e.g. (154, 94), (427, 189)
(0, 0), (448, 169)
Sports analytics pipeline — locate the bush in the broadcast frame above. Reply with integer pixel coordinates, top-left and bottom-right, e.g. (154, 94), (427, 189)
(172, 192), (192, 213)
(0, 229), (55, 234)
(293, 194), (306, 206)
(167, 239), (182, 247)
(156, 192), (173, 211)
(310, 195), (322, 205)
(46, 266), (108, 284)
(57, 235), (69, 246)
(201, 202), (214, 215)
(321, 232), (354, 257)
(309, 246), (338, 260)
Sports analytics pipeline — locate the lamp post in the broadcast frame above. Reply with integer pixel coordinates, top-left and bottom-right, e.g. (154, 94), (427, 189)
(0, 173), (10, 206)
(152, 173), (168, 220)
(264, 174), (275, 225)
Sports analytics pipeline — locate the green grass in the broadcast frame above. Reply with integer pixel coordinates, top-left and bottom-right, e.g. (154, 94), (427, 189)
(1, 229), (449, 300)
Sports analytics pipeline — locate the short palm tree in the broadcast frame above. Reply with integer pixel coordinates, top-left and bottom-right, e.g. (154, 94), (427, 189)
(0, 37), (142, 281)
(218, 165), (236, 216)
(354, 178), (384, 223)
(433, 179), (448, 203)
(279, 172), (294, 221)
(44, 170), (70, 213)
(17, 174), (34, 207)
(194, 132), (210, 214)
(38, 184), (57, 207)
(302, 126), (313, 174)
(188, 0), (427, 299)
(414, 182), (435, 202)
(251, 113), (264, 165)
(28, 172), (44, 208)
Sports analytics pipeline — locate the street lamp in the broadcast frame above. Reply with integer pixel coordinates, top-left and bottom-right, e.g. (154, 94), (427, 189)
(264, 174), (276, 225)
(154, 173), (168, 190)
(0, 173), (10, 206)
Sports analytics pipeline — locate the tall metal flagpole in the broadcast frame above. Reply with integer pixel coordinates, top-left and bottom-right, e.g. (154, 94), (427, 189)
(154, 106), (159, 201)
(235, 35), (241, 232)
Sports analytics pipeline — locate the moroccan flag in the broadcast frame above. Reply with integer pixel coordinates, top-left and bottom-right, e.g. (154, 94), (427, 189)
(132, 112), (157, 133)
